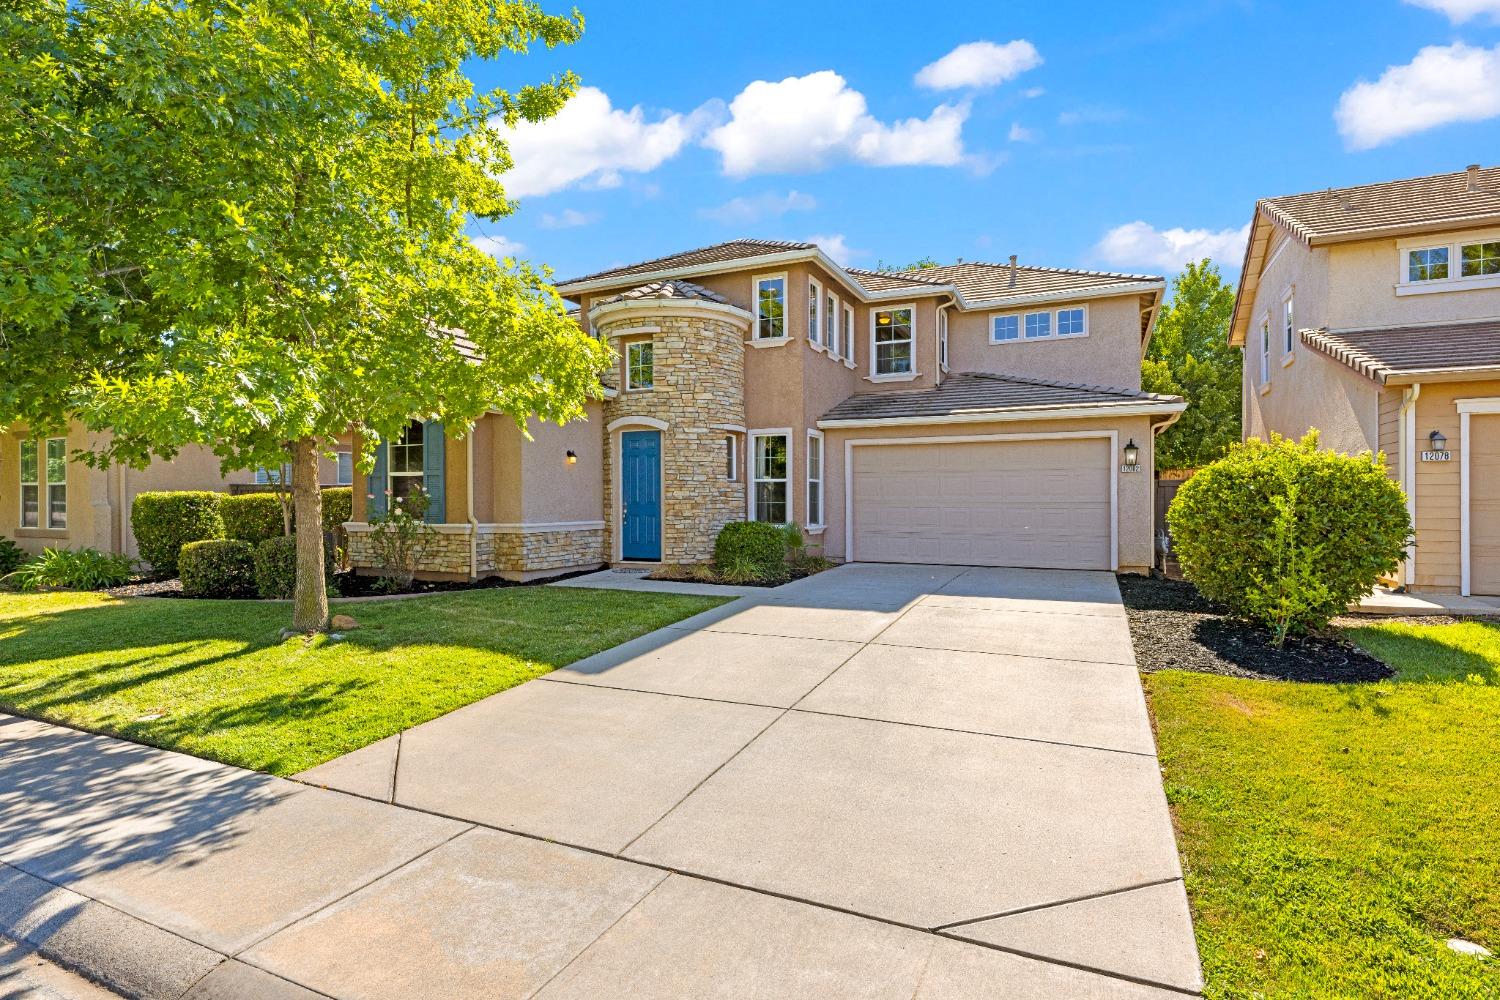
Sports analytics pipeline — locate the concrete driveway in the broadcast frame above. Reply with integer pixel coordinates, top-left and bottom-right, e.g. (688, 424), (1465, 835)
(293, 563), (1202, 997)
(0, 564), (1201, 999)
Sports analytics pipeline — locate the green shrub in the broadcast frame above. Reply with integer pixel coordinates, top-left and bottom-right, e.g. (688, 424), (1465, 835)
(179, 539), (256, 598)
(714, 521), (788, 582)
(221, 494), (287, 546)
(0, 539), (27, 576)
(253, 535), (298, 599)
(1167, 432), (1410, 641)
(321, 487), (353, 534)
(3, 547), (133, 591)
(131, 491), (224, 576)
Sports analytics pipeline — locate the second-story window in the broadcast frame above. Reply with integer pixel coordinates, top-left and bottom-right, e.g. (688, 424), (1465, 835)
(1057, 308), (1086, 336)
(843, 305), (855, 365)
(826, 292), (838, 358)
(1462, 240), (1500, 277)
(807, 278), (822, 348)
(1260, 319), (1271, 384)
(627, 341), (654, 390)
(1283, 294), (1295, 355)
(1024, 311), (1051, 339)
(1408, 246), (1449, 282)
(873, 307), (915, 376)
(991, 315), (1020, 342)
(938, 310), (949, 370)
(754, 276), (786, 339)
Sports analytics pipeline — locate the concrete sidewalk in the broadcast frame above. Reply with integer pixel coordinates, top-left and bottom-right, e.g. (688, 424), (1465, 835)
(0, 564), (1201, 999)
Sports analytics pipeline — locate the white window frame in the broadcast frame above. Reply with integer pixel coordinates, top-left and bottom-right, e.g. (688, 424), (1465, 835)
(805, 429), (825, 530)
(725, 434), (739, 482)
(1259, 316), (1272, 387)
(255, 463), (291, 486)
(870, 303), (918, 381)
(807, 277), (823, 350)
(44, 438), (67, 529)
(748, 429), (793, 525)
(1397, 228), (1500, 296)
(625, 339), (654, 391)
(18, 439), (38, 529)
(990, 304), (1088, 345)
(388, 419), (426, 502)
(826, 291), (839, 359)
(752, 273), (789, 341)
(843, 304), (856, 369)
(1282, 290), (1295, 358)
(938, 309), (949, 371)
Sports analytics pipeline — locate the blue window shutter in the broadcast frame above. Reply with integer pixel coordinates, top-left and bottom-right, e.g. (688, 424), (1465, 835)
(423, 420), (446, 523)
(368, 439), (389, 519)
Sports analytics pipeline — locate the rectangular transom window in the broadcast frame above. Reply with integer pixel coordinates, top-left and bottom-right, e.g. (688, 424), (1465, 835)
(806, 432), (823, 528)
(1057, 308), (1085, 336)
(752, 433), (789, 524)
(45, 438), (67, 528)
(1408, 246), (1449, 282)
(1024, 312), (1051, 339)
(873, 307), (914, 375)
(19, 440), (39, 528)
(754, 276), (786, 339)
(991, 315), (1020, 342)
(389, 419), (426, 503)
(627, 341), (654, 390)
(1462, 241), (1500, 277)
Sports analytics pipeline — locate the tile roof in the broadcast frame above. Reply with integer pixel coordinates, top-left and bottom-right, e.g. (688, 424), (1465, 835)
(842, 267), (948, 292)
(820, 371), (1182, 423)
(596, 280), (729, 305)
(1300, 320), (1500, 383)
(887, 261), (1162, 304)
(558, 240), (813, 287)
(1260, 165), (1500, 243)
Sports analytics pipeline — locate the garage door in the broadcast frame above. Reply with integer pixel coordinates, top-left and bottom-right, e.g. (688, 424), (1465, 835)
(851, 438), (1113, 570)
(1472, 414), (1500, 596)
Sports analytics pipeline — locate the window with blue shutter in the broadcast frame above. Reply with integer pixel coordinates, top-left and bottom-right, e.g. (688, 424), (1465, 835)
(422, 419), (445, 523)
(367, 438), (389, 519)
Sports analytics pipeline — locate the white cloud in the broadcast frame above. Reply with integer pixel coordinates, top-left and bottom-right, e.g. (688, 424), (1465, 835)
(1405, 0), (1500, 22)
(1008, 122), (1037, 142)
(914, 40), (1043, 91)
(1093, 221), (1250, 271)
(471, 234), (525, 258)
(499, 86), (695, 198)
(539, 208), (598, 229)
(700, 190), (816, 224)
(1335, 43), (1500, 149)
(1022, 86), (1046, 99)
(703, 71), (968, 176)
(1058, 106), (1129, 126)
(806, 233), (861, 266)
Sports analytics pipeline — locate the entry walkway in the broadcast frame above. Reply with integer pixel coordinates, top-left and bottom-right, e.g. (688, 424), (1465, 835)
(0, 565), (1201, 998)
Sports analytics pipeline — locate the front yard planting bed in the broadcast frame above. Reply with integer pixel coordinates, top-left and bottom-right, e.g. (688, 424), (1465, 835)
(1138, 577), (1500, 998)
(0, 587), (725, 775)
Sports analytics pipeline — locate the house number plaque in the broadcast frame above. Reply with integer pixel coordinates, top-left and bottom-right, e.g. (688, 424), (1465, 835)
(1421, 450), (1452, 462)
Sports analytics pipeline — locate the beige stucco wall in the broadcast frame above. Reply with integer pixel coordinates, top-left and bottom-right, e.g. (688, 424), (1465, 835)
(946, 294), (1147, 389)
(520, 407), (604, 524)
(1325, 229), (1500, 330)
(819, 413), (1160, 573)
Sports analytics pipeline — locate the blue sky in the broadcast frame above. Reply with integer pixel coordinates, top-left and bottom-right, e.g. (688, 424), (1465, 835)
(466, 0), (1500, 286)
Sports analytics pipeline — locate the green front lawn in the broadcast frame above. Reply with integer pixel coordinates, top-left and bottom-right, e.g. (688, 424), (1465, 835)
(0, 587), (725, 775)
(1147, 620), (1500, 999)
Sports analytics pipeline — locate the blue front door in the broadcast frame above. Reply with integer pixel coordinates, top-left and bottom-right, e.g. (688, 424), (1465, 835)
(621, 430), (662, 561)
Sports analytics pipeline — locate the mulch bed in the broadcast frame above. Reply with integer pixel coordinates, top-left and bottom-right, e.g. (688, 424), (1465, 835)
(1117, 574), (1394, 684)
(102, 568), (596, 600)
(104, 577), (183, 598)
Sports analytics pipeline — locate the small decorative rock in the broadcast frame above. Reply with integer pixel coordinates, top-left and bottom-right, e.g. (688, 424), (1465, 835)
(1447, 938), (1492, 958)
(330, 614), (359, 630)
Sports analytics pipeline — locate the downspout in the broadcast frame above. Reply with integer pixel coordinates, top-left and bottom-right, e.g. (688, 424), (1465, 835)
(466, 433), (479, 582)
(1398, 383), (1421, 588)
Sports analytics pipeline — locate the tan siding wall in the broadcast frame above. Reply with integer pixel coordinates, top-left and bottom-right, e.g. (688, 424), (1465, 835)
(1409, 380), (1500, 592)
(1378, 388), (1403, 478)
(1471, 413), (1500, 596)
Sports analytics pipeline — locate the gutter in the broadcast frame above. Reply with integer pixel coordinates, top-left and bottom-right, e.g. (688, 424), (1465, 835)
(817, 399), (1188, 430)
(1398, 384), (1421, 587)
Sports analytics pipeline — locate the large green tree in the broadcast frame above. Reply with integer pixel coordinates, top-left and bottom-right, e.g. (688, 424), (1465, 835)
(1143, 260), (1242, 471)
(2, 0), (607, 630)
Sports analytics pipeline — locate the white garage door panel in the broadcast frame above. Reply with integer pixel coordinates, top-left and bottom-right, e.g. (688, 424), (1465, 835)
(852, 438), (1113, 570)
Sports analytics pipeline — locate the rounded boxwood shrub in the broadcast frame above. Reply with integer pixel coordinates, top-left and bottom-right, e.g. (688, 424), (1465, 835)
(321, 487), (353, 534)
(714, 521), (789, 581)
(1167, 432), (1410, 641)
(0, 538), (27, 576)
(221, 493), (287, 546)
(179, 539), (256, 598)
(131, 491), (224, 576)
(253, 535), (299, 599)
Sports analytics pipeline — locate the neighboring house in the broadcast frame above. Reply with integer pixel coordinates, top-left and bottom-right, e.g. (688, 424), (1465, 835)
(1, 422), (350, 562)
(1231, 164), (1500, 595)
(346, 239), (1186, 580)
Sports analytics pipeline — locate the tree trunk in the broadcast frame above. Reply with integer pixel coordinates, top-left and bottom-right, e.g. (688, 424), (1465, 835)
(290, 436), (328, 632)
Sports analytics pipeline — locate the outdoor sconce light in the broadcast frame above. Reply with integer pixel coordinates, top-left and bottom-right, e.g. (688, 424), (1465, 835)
(565, 450), (578, 465)
(1429, 430), (1447, 453)
(1123, 439), (1140, 467)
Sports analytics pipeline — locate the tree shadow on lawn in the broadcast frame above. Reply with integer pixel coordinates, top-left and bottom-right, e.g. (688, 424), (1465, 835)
(1344, 620), (1500, 686)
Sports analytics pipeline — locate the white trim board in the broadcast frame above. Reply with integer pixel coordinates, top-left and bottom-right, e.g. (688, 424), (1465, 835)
(841, 430), (1120, 571)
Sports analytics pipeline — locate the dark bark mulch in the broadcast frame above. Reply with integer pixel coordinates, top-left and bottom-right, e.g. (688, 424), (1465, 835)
(104, 568), (596, 600)
(1117, 574), (1394, 684)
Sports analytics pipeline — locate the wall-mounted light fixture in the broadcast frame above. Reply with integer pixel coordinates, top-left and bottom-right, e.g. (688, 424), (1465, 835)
(1428, 430), (1447, 453)
(1123, 439), (1140, 467)
(565, 450), (578, 466)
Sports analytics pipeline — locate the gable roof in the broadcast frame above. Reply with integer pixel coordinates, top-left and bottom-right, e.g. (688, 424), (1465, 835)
(818, 371), (1184, 426)
(596, 279), (729, 305)
(1300, 320), (1500, 385)
(559, 240), (814, 288)
(1260, 165), (1500, 245)
(891, 261), (1160, 304)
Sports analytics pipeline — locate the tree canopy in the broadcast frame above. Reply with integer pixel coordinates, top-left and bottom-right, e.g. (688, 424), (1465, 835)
(2, 0), (607, 628)
(1143, 260), (1242, 471)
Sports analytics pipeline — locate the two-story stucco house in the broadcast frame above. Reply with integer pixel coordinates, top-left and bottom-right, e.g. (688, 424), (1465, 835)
(345, 239), (1186, 580)
(1231, 164), (1500, 595)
